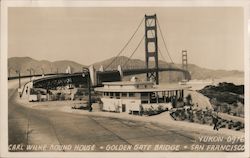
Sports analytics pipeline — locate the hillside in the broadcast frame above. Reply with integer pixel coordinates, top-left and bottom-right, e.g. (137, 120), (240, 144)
(187, 64), (243, 80)
(93, 56), (243, 82)
(8, 56), (243, 82)
(199, 82), (244, 117)
(8, 57), (86, 76)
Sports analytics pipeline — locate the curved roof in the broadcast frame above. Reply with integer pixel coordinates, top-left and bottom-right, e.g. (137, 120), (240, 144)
(102, 81), (153, 86)
(95, 84), (189, 92)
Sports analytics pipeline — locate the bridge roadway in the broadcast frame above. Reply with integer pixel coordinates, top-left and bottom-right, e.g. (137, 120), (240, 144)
(31, 67), (191, 89)
(123, 67), (191, 79)
(8, 79), (239, 152)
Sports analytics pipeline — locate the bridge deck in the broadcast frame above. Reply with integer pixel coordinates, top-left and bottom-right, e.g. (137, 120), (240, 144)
(30, 67), (190, 89)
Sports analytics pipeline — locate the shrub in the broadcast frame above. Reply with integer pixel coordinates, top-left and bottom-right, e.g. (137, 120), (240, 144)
(157, 105), (164, 113)
(185, 94), (192, 106)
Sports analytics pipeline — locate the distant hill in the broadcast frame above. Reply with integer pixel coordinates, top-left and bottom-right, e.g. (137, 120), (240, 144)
(93, 56), (243, 82)
(8, 56), (243, 82)
(8, 57), (86, 76)
(186, 64), (243, 80)
(93, 56), (179, 70)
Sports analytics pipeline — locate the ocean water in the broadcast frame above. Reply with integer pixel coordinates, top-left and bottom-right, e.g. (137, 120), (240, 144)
(159, 76), (244, 91)
(213, 77), (244, 85)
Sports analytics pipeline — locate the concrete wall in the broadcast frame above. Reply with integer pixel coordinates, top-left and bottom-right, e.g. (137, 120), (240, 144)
(101, 98), (141, 113)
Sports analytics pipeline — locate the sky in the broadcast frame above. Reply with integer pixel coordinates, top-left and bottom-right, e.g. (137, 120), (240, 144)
(8, 7), (244, 71)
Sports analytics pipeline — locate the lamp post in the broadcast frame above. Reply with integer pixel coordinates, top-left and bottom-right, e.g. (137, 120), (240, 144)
(27, 68), (36, 81)
(16, 70), (21, 89)
(8, 68), (11, 78)
(31, 68), (35, 76)
(50, 64), (53, 73)
(8, 67), (15, 78)
(82, 67), (92, 112)
(27, 68), (32, 81)
(16, 70), (22, 98)
(41, 68), (44, 76)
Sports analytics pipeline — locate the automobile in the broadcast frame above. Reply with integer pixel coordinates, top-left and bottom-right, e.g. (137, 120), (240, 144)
(71, 102), (89, 110)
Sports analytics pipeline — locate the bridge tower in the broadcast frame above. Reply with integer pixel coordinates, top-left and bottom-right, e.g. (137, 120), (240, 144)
(182, 50), (188, 79)
(145, 14), (159, 85)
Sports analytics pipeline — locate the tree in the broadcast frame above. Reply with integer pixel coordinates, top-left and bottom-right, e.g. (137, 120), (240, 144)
(186, 94), (192, 106)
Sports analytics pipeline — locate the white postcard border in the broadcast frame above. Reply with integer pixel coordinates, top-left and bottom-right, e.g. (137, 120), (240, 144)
(1, 1), (249, 158)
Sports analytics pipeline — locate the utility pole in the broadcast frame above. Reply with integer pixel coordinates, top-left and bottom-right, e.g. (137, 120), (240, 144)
(41, 68), (44, 76)
(17, 70), (21, 88)
(8, 68), (10, 78)
(82, 67), (92, 112)
(8, 67), (14, 78)
(27, 68), (36, 81)
(15, 70), (22, 97)
(27, 69), (32, 81)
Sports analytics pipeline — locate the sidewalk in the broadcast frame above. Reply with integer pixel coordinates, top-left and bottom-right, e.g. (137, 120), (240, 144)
(185, 90), (213, 109)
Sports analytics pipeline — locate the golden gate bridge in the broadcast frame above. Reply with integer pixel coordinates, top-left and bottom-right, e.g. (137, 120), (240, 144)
(9, 14), (191, 90)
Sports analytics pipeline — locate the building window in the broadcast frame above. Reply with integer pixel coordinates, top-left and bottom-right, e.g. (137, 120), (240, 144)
(141, 100), (148, 104)
(110, 92), (114, 98)
(104, 92), (109, 96)
(121, 92), (127, 97)
(115, 92), (120, 96)
(129, 93), (135, 97)
(141, 92), (148, 97)
(115, 92), (120, 99)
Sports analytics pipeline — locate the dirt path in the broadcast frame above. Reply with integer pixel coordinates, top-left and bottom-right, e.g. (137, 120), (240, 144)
(185, 90), (213, 109)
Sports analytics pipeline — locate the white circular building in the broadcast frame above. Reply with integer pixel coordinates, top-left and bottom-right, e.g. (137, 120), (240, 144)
(95, 80), (187, 114)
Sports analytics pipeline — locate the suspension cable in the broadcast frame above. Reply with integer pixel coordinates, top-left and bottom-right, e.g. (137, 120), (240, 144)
(122, 18), (155, 68)
(156, 18), (174, 64)
(104, 17), (144, 70)
(158, 49), (167, 63)
(122, 34), (145, 68)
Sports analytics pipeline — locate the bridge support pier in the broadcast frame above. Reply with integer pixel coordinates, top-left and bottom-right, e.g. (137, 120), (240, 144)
(145, 14), (159, 85)
(182, 50), (190, 80)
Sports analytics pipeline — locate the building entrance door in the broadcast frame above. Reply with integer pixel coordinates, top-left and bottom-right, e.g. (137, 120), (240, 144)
(122, 104), (126, 112)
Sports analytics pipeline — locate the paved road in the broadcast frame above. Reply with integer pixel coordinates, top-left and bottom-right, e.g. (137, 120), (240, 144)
(8, 80), (244, 152)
